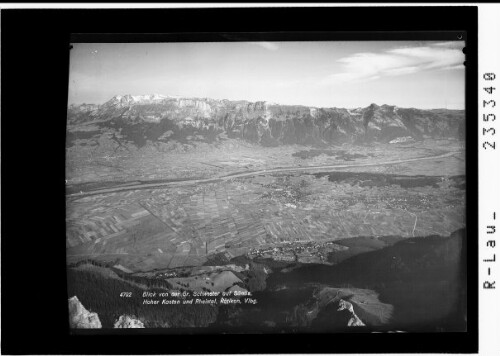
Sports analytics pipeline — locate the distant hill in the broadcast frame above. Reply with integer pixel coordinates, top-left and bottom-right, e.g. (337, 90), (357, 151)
(67, 95), (465, 149)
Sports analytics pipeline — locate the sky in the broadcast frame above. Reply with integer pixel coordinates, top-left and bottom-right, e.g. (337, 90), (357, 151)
(68, 40), (465, 109)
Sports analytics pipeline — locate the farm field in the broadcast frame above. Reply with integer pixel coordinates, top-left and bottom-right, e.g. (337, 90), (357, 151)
(66, 140), (465, 273)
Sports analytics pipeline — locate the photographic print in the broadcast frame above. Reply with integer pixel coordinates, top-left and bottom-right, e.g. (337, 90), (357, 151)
(66, 39), (467, 332)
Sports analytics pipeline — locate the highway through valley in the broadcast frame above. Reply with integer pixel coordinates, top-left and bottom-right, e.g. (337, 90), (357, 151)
(67, 151), (461, 198)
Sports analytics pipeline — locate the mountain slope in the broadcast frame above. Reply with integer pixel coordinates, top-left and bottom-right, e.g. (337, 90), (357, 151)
(67, 95), (465, 148)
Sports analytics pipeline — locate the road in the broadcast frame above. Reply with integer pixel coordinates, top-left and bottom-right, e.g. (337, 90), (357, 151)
(67, 151), (460, 198)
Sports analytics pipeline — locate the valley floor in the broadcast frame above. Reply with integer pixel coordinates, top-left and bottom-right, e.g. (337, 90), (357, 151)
(66, 138), (464, 185)
(66, 139), (465, 272)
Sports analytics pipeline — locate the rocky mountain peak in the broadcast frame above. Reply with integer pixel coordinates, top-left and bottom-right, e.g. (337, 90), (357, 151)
(67, 94), (465, 148)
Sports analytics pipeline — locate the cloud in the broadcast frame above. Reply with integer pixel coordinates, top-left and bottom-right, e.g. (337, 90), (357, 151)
(326, 41), (465, 84)
(249, 41), (280, 51)
(432, 41), (465, 49)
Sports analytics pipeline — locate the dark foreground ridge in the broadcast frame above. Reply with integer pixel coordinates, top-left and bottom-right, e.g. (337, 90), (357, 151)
(67, 228), (466, 332)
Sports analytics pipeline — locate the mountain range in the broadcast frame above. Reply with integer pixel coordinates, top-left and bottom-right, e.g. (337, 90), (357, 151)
(67, 94), (465, 149)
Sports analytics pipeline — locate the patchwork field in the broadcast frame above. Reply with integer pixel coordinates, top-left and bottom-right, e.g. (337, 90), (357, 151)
(66, 140), (465, 273)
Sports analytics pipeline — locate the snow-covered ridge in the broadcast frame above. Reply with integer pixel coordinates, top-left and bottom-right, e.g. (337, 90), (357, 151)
(73, 94), (320, 111)
(72, 94), (377, 112)
(111, 93), (181, 104)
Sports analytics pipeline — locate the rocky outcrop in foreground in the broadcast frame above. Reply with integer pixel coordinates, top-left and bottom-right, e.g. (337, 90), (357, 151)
(287, 286), (392, 329)
(69, 296), (144, 328)
(337, 299), (365, 326)
(113, 315), (145, 328)
(68, 296), (102, 328)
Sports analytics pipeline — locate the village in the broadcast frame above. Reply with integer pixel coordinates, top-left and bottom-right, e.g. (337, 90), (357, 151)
(248, 239), (348, 264)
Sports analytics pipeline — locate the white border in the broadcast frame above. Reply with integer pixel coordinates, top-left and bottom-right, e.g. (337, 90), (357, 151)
(478, 4), (500, 356)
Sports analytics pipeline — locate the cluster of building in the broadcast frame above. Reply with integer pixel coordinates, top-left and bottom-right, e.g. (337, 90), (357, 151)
(248, 240), (342, 262)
